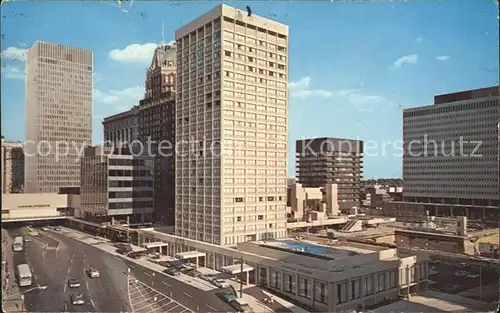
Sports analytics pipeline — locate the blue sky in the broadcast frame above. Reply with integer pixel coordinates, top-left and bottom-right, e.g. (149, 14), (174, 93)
(1, 0), (498, 178)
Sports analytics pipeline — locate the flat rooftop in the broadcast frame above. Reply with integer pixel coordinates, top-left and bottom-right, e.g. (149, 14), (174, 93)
(258, 239), (382, 260)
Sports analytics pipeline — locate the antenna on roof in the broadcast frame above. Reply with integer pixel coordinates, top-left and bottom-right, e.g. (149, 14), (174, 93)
(161, 20), (165, 45)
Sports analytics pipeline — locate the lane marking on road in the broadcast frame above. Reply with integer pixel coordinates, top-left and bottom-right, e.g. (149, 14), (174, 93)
(144, 272), (153, 278)
(67, 267), (71, 274)
(129, 264), (135, 268)
(86, 281), (89, 290)
(34, 274), (38, 280)
(64, 283), (67, 293)
(90, 299), (96, 308)
(161, 281), (171, 287)
(183, 292), (193, 298)
(206, 304), (217, 311)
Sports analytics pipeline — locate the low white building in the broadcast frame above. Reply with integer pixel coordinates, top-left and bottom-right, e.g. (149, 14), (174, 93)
(138, 229), (429, 312)
(1, 193), (70, 221)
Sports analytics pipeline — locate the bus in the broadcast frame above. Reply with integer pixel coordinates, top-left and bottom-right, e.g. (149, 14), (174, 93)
(16, 264), (32, 287)
(12, 236), (23, 252)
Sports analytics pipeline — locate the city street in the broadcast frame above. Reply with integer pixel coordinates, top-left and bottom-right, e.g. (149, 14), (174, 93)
(5, 227), (130, 312)
(48, 227), (235, 313)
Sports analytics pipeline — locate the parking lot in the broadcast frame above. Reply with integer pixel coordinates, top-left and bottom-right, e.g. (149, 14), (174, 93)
(428, 260), (499, 302)
(128, 275), (193, 313)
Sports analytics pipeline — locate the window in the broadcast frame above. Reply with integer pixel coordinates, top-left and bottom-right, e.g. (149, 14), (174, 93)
(351, 277), (362, 299)
(298, 276), (311, 299)
(270, 270), (279, 289)
(376, 272), (386, 292)
(258, 215), (264, 220)
(314, 282), (327, 304)
(389, 270), (396, 289)
(336, 281), (347, 304)
(284, 272), (295, 294)
(235, 197), (244, 203)
(364, 275), (373, 295)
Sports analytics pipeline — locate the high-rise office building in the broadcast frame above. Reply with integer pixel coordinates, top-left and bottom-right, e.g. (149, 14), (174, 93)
(25, 41), (93, 193)
(138, 43), (177, 225)
(295, 138), (364, 211)
(175, 4), (289, 245)
(1, 137), (25, 194)
(388, 86), (500, 220)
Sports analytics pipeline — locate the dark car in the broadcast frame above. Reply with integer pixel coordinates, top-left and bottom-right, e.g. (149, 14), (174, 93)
(68, 278), (80, 288)
(164, 267), (181, 276)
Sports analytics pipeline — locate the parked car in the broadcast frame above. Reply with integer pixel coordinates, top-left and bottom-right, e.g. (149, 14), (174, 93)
(213, 279), (230, 288)
(453, 270), (468, 277)
(68, 278), (81, 288)
(164, 267), (181, 277)
(86, 268), (100, 278)
(455, 262), (468, 269)
(54, 226), (62, 231)
(466, 273), (480, 279)
(201, 275), (216, 283)
(41, 227), (49, 231)
(229, 298), (254, 313)
(23, 237), (31, 243)
(185, 269), (202, 277)
(70, 293), (85, 305)
(216, 292), (237, 303)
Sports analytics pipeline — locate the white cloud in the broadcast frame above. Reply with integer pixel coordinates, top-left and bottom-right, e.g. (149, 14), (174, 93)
(436, 55), (451, 61)
(109, 43), (159, 62)
(93, 86), (144, 105)
(415, 37), (423, 44)
(92, 86), (144, 121)
(1, 65), (26, 79)
(389, 54), (418, 69)
(289, 76), (386, 107)
(1, 47), (28, 61)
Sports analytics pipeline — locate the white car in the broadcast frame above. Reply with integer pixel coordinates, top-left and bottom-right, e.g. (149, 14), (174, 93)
(41, 227), (49, 231)
(213, 279), (230, 288)
(86, 268), (100, 278)
(70, 293), (85, 305)
(466, 273), (480, 279)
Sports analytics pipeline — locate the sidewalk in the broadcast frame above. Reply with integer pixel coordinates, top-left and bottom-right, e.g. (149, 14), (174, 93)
(1, 229), (26, 313)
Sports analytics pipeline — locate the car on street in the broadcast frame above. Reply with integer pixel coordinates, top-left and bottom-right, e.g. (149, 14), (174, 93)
(466, 273), (480, 279)
(216, 291), (237, 303)
(213, 279), (230, 288)
(41, 227), (49, 231)
(455, 262), (468, 269)
(86, 268), (100, 278)
(54, 226), (62, 231)
(68, 278), (80, 288)
(453, 270), (468, 277)
(70, 293), (85, 305)
(164, 267), (181, 276)
(445, 284), (461, 293)
(23, 237), (31, 243)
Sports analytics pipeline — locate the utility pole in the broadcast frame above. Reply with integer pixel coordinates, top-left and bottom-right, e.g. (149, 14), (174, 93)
(126, 215), (130, 243)
(239, 257), (244, 298)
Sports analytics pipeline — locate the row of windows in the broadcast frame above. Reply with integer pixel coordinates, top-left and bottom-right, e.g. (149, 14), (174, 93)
(403, 100), (498, 117)
(108, 180), (153, 188)
(108, 201), (153, 210)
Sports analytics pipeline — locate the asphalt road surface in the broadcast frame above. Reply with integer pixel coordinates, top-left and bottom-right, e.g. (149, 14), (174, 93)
(8, 228), (130, 312)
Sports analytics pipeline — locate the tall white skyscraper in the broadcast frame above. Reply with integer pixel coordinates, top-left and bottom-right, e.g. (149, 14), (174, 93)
(25, 41), (93, 193)
(175, 4), (289, 245)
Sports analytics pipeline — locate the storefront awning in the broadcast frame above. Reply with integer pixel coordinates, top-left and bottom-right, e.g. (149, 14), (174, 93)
(175, 251), (205, 259)
(222, 263), (254, 274)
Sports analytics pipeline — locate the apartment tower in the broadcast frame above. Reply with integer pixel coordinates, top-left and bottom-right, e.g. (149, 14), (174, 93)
(175, 4), (289, 245)
(25, 41), (93, 193)
(391, 86), (500, 220)
(138, 43), (177, 225)
(296, 138), (364, 211)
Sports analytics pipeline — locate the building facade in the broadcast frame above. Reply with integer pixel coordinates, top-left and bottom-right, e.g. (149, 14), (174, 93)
(138, 43), (177, 225)
(395, 86), (500, 220)
(175, 4), (289, 245)
(296, 138), (364, 211)
(24, 41), (93, 193)
(80, 146), (154, 222)
(103, 107), (139, 146)
(1, 137), (24, 194)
